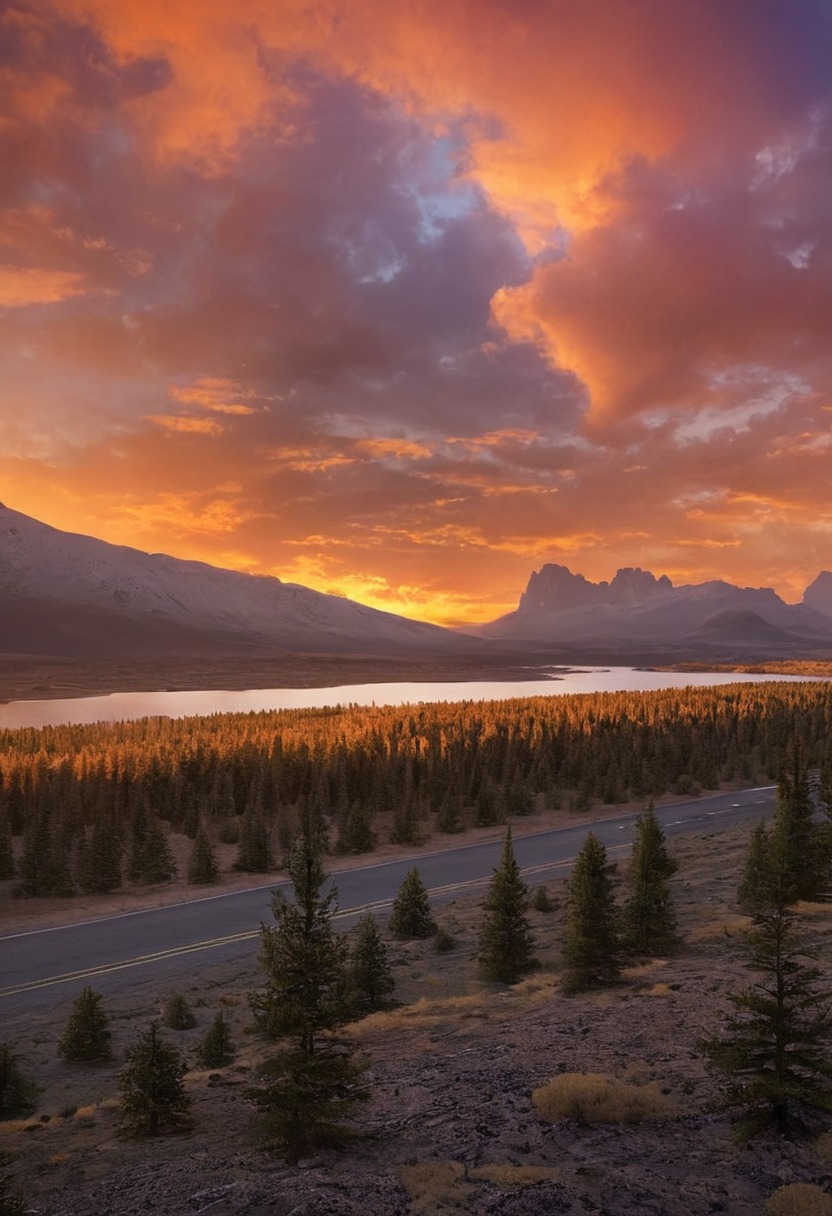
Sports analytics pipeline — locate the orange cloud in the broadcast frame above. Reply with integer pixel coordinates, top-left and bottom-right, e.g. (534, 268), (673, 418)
(144, 414), (224, 435)
(169, 377), (257, 415)
(0, 265), (87, 306)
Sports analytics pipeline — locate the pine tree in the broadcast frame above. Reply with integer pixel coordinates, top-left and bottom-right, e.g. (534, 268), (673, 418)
(76, 811), (122, 894)
(118, 1022), (190, 1137)
(561, 831), (620, 993)
(235, 804), (273, 873)
(162, 994), (197, 1030)
(246, 831), (369, 1161)
(0, 814), (14, 881)
(195, 1012), (235, 1068)
(478, 827), (537, 984)
(137, 822), (178, 885)
(247, 1048), (370, 1164)
(187, 825), (219, 885)
(348, 915), (396, 1016)
(737, 820), (777, 914)
(388, 867), (436, 938)
(621, 801), (679, 954)
(700, 904), (832, 1138)
(0, 1045), (38, 1120)
(771, 743), (830, 903)
(58, 987), (112, 1063)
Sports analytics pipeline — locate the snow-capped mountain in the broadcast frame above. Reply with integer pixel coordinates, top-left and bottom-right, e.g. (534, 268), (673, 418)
(479, 563), (832, 652)
(0, 504), (476, 659)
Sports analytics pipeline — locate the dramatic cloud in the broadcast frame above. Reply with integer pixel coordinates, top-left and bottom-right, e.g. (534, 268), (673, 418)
(1, 0), (830, 622)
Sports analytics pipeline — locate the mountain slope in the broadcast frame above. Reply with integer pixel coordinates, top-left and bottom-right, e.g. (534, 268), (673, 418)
(0, 505), (475, 660)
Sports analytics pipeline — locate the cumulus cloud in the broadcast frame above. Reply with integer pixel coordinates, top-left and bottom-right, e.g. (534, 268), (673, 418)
(1, 0), (831, 622)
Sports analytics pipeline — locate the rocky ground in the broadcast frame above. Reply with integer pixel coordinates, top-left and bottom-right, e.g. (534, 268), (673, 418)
(4, 824), (832, 1215)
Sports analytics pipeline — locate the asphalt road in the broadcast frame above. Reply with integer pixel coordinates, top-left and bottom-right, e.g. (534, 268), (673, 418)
(0, 785), (776, 1014)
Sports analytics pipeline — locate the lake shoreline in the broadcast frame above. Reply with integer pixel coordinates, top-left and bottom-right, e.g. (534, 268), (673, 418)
(0, 652), (569, 705)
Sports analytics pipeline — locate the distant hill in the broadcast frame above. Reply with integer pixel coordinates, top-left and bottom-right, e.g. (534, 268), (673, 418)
(478, 563), (832, 656)
(0, 504), (479, 661)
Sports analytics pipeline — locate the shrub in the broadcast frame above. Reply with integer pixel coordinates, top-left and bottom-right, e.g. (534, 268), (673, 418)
(765, 1183), (832, 1216)
(398, 1160), (473, 1213)
(531, 885), (554, 912)
(532, 1073), (672, 1125)
(162, 994), (197, 1031)
(58, 987), (112, 1063)
(195, 1012), (235, 1069)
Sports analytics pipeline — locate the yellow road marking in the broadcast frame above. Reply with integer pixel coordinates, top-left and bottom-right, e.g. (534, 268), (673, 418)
(1, 845), (629, 999)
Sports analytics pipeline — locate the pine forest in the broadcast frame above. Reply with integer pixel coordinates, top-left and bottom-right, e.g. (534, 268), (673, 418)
(3, 681), (832, 899)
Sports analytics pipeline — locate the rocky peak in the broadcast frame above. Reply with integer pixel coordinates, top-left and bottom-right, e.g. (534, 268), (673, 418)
(517, 564), (602, 615)
(607, 567), (673, 605)
(803, 571), (832, 619)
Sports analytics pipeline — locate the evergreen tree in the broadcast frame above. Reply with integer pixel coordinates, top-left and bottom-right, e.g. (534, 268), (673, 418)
(0, 1045), (38, 1121)
(247, 1047), (370, 1164)
(0, 814), (14, 881)
(348, 915), (396, 1016)
(622, 801), (679, 954)
(478, 827), (537, 984)
(388, 867), (436, 938)
(561, 831), (620, 993)
(737, 820), (777, 914)
(58, 987), (112, 1063)
(130, 799), (177, 885)
(187, 825), (219, 885)
(76, 812), (122, 894)
(701, 904), (832, 1138)
(771, 743), (830, 903)
(246, 831), (369, 1161)
(118, 1022), (190, 1137)
(195, 1012), (235, 1068)
(136, 822), (178, 885)
(162, 993), (197, 1030)
(235, 804), (273, 873)
(336, 801), (375, 855)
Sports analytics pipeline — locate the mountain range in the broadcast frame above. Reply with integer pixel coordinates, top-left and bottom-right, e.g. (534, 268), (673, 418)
(1, 503), (831, 661)
(479, 563), (832, 654)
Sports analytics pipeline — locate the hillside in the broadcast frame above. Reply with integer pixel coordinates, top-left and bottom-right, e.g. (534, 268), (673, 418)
(0, 505), (478, 660)
(4, 821), (832, 1216)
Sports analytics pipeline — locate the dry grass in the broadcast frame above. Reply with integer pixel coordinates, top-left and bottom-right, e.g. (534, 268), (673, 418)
(397, 1159), (473, 1212)
(686, 913), (751, 943)
(644, 982), (674, 997)
(469, 1164), (558, 1188)
(532, 1073), (673, 1125)
(765, 1183), (832, 1216)
(813, 1130), (832, 1165)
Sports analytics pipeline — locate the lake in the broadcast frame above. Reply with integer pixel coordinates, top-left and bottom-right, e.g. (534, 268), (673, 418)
(0, 667), (822, 730)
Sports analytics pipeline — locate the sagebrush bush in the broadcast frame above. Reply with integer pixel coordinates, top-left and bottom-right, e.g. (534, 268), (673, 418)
(398, 1160), (472, 1213)
(765, 1183), (832, 1216)
(532, 1072), (672, 1124)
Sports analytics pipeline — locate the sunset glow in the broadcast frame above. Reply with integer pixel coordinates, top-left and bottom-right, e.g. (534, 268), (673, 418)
(2, 0), (831, 624)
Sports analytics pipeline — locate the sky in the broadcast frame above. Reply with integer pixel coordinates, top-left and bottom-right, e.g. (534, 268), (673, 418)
(2, 0), (832, 626)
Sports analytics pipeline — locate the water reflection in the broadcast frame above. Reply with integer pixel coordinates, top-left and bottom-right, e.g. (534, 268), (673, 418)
(0, 667), (820, 730)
